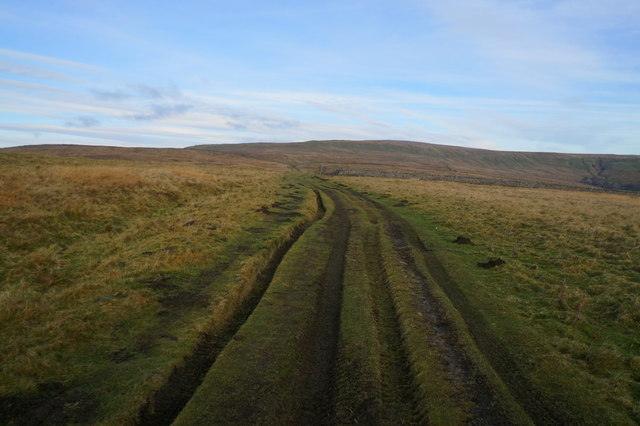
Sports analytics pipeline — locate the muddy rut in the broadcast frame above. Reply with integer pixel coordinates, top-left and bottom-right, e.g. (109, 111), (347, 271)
(132, 183), (540, 425)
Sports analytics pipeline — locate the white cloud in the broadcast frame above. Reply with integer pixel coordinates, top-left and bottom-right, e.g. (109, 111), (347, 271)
(0, 47), (104, 72)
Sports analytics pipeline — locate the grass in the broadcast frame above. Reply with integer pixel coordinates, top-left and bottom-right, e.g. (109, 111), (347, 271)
(335, 175), (640, 424)
(0, 152), (315, 423)
(378, 229), (470, 424)
(173, 189), (339, 424)
(3, 144), (638, 423)
(333, 196), (421, 424)
(334, 205), (384, 423)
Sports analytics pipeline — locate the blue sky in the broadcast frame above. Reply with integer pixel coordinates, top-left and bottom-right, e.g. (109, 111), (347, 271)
(1, 0), (639, 154)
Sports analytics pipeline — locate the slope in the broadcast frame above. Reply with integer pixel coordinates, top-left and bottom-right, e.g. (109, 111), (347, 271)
(190, 140), (640, 191)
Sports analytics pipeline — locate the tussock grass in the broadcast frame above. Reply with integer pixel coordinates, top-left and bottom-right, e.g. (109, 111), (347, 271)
(336, 176), (640, 423)
(0, 152), (300, 421)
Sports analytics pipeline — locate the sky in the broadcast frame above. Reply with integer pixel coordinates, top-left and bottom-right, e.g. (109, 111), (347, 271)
(1, 0), (639, 154)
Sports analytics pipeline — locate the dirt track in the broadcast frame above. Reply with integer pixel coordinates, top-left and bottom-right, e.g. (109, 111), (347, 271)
(133, 180), (552, 425)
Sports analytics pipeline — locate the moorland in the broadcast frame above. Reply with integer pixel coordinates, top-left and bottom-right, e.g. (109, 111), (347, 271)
(1, 140), (639, 425)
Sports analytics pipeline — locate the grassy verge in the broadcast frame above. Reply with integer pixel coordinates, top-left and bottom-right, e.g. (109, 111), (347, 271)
(335, 175), (640, 424)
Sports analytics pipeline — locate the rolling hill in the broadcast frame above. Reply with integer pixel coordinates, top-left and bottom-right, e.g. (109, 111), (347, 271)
(191, 140), (640, 191)
(3, 140), (640, 191)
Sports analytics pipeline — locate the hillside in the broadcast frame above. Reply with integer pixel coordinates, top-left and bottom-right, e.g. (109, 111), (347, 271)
(4, 140), (640, 191)
(191, 140), (640, 191)
(1, 144), (284, 169)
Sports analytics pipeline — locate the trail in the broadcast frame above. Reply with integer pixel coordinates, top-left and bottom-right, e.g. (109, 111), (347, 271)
(293, 190), (350, 424)
(136, 191), (326, 425)
(385, 220), (510, 425)
(133, 180), (542, 425)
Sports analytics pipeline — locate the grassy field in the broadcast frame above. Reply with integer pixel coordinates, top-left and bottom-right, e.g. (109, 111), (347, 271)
(0, 152), (317, 423)
(334, 175), (640, 423)
(2, 144), (639, 424)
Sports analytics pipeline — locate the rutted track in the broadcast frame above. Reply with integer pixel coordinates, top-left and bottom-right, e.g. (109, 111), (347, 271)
(139, 180), (535, 425)
(385, 219), (511, 424)
(291, 190), (350, 424)
(335, 186), (525, 424)
(136, 190), (326, 425)
(171, 188), (351, 424)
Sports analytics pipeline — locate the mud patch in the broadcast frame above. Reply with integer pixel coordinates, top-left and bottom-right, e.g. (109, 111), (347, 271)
(273, 211), (303, 217)
(94, 292), (127, 302)
(477, 258), (506, 269)
(453, 236), (473, 245)
(276, 203), (298, 211)
(0, 382), (98, 425)
(108, 347), (136, 363)
(158, 291), (210, 310)
(140, 247), (176, 257)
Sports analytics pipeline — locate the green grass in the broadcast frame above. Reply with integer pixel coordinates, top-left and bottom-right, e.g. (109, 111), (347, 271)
(336, 175), (640, 424)
(334, 206), (384, 423)
(173, 189), (338, 424)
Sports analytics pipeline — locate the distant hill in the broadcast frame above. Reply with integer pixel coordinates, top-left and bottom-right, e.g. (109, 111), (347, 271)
(4, 140), (639, 191)
(1, 144), (285, 169)
(191, 140), (640, 191)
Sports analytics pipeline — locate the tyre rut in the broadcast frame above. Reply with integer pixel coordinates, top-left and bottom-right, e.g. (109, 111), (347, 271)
(170, 187), (349, 424)
(385, 221), (511, 425)
(362, 189), (563, 424)
(144, 181), (535, 424)
(340, 186), (525, 424)
(332, 190), (420, 424)
(294, 189), (351, 424)
(136, 190), (325, 426)
(364, 223), (421, 423)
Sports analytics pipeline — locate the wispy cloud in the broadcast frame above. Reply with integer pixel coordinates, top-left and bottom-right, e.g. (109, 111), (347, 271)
(0, 47), (103, 72)
(126, 103), (193, 121)
(66, 115), (100, 128)
(0, 60), (84, 83)
(90, 88), (131, 101)
(127, 83), (181, 99)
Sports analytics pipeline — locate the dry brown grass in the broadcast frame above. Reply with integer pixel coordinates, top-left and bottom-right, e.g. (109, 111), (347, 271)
(0, 152), (286, 396)
(2, 144), (285, 169)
